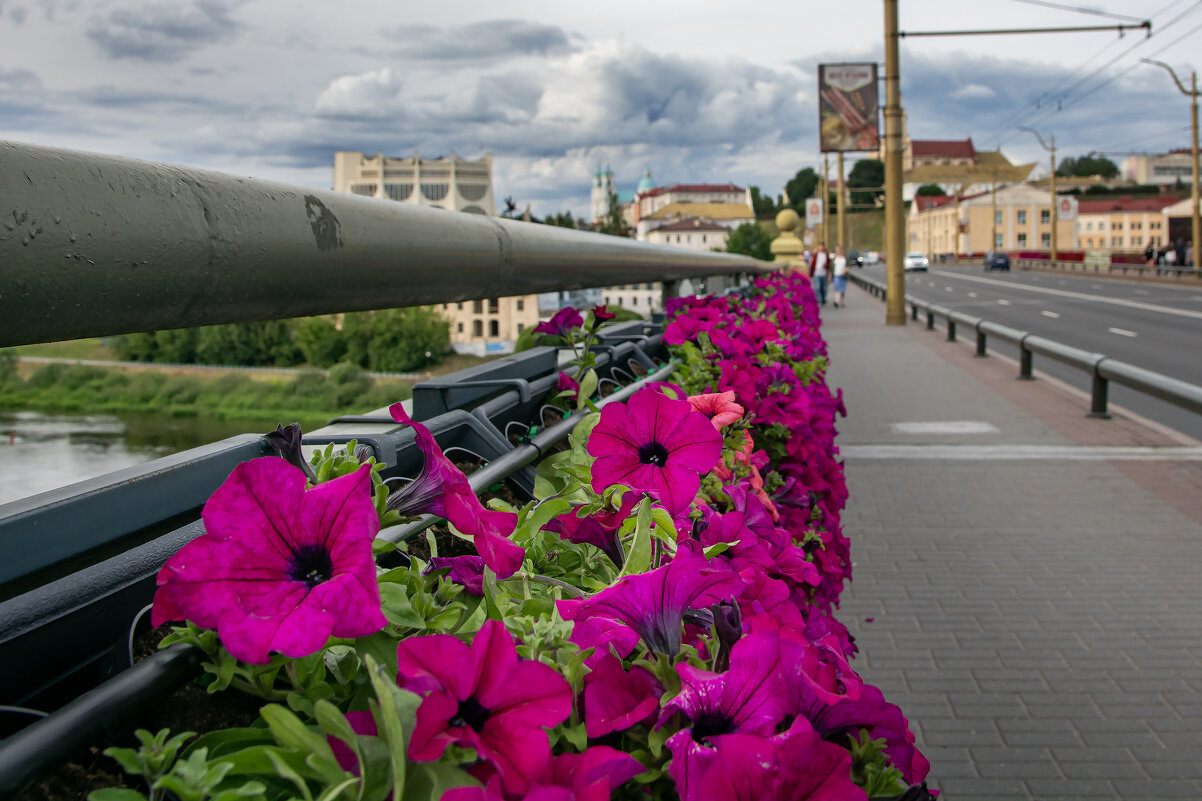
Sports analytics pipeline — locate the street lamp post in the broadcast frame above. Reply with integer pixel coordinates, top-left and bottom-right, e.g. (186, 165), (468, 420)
(1143, 59), (1200, 270)
(1020, 126), (1057, 261)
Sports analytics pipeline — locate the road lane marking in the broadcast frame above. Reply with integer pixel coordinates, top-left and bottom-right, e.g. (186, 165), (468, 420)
(1091, 284), (1102, 289)
(968, 292), (978, 297)
(1041, 310), (1060, 318)
(997, 299), (1011, 305)
(928, 269), (1202, 320)
(842, 444), (1202, 461)
(1108, 327), (1138, 337)
(945, 286), (953, 292)
(1136, 289), (1150, 295)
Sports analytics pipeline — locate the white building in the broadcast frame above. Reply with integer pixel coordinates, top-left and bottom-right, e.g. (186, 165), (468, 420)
(635, 182), (750, 221)
(333, 150), (496, 215)
(1121, 151), (1196, 185)
(646, 218), (731, 251)
(333, 150), (538, 354)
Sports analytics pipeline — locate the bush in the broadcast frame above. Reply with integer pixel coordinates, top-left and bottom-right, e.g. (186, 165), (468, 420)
(295, 317), (347, 367)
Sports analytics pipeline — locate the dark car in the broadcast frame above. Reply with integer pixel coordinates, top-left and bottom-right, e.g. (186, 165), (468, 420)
(847, 249), (861, 267)
(985, 251), (1011, 271)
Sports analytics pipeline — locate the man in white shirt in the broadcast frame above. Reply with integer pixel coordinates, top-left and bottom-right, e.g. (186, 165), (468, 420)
(809, 243), (830, 306)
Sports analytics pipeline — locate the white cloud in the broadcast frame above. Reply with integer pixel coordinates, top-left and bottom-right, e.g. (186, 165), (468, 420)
(315, 69), (404, 118)
(952, 83), (995, 100)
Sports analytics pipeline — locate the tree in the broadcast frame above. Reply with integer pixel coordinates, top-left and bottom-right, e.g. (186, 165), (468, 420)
(295, 316), (347, 367)
(541, 211), (579, 229)
(725, 222), (774, 261)
(1056, 154), (1118, 179)
(749, 186), (778, 217)
(915, 184), (946, 197)
(785, 168), (820, 208)
(848, 159), (885, 208)
(597, 192), (630, 237)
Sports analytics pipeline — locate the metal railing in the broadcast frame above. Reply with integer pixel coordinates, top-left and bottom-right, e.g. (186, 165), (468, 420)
(850, 272), (1202, 419)
(0, 141), (764, 346)
(1014, 257), (1202, 279)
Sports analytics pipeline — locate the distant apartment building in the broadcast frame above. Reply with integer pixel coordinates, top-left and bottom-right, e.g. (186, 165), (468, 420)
(601, 283), (662, 315)
(635, 182), (751, 223)
(908, 184), (1077, 254)
(646, 218), (731, 251)
(1077, 195), (1178, 252)
(1121, 151), (1196, 185)
(333, 150), (537, 355)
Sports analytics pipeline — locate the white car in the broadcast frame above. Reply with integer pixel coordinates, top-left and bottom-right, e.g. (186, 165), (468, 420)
(862, 251), (881, 265)
(903, 252), (930, 271)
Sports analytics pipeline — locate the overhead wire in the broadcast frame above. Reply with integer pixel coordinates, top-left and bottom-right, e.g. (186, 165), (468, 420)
(976, 0), (1202, 141)
(983, 1), (1202, 145)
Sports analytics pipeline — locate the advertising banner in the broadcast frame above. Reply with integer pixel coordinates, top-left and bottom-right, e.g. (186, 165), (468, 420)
(805, 198), (824, 227)
(1057, 195), (1078, 221)
(818, 63), (879, 152)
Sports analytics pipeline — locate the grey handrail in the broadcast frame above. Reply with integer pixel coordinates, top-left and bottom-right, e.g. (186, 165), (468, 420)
(849, 272), (1202, 420)
(0, 141), (768, 347)
(1013, 257), (1201, 279)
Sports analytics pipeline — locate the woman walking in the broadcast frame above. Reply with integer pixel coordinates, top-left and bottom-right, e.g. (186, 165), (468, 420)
(832, 245), (849, 308)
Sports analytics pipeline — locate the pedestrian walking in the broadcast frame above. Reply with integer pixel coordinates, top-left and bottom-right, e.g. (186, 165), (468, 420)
(832, 245), (849, 308)
(1144, 242), (1156, 265)
(809, 243), (830, 306)
(1175, 238), (1187, 268)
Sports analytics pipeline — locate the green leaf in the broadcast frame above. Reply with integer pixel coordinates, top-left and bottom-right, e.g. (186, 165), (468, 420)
(87, 790), (148, 801)
(703, 541), (735, 559)
(260, 704), (339, 767)
(379, 582), (427, 629)
(647, 723), (671, 759)
(183, 728), (274, 760)
(618, 497), (654, 577)
(576, 369), (598, 411)
(365, 654), (420, 797)
(101, 747), (147, 777)
(401, 761), (479, 801)
(265, 747), (316, 801)
(559, 722), (588, 751)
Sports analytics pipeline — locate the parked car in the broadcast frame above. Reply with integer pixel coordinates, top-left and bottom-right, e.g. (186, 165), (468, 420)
(985, 251), (1011, 271)
(903, 252), (930, 271)
(862, 251), (881, 266)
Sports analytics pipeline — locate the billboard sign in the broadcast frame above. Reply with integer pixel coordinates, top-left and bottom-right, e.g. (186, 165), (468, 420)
(805, 198), (824, 227)
(1057, 195), (1078, 221)
(818, 63), (879, 152)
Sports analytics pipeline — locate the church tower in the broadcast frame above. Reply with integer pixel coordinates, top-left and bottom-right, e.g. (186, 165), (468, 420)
(590, 163), (616, 223)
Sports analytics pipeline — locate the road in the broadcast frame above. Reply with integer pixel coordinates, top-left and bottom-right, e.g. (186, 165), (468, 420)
(858, 262), (1202, 441)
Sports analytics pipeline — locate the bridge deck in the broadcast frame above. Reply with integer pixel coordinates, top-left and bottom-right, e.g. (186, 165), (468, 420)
(826, 283), (1202, 800)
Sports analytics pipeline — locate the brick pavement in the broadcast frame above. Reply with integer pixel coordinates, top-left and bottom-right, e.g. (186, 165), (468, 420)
(822, 286), (1202, 800)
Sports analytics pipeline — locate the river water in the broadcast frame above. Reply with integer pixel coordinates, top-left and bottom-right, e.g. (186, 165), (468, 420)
(0, 411), (272, 506)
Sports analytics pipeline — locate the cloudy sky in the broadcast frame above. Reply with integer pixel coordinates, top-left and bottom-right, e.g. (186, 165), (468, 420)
(1, 0), (1198, 217)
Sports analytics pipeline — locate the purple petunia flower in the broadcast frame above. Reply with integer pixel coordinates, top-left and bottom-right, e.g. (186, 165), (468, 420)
(425, 555), (486, 595)
(543, 495), (637, 568)
(583, 654), (663, 737)
(801, 684), (931, 786)
(587, 387), (722, 516)
(152, 458), (385, 664)
(562, 549), (742, 656)
(396, 620), (573, 794)
(388, 403), (524, 579)
(444, 745), (642, 801)
(534, 307), (585, 338)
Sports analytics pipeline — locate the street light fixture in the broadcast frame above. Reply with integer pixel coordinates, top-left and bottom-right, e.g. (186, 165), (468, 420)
(1020, 126), (1058, 261)
(1143, 58), (1199, 270)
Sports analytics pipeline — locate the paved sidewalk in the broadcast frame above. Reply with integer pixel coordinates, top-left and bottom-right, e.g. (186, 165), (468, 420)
(822, 286), (1202, 800)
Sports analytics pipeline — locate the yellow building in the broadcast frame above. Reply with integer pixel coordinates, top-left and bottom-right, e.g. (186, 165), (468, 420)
(909, 184), (1078, 255)
(438, 296), (541, 356)
(1077, 195), (1179, 253)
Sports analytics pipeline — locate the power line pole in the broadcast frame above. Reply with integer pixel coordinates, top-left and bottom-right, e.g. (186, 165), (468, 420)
(823, 154), (831, 250)
(883, 0), (906, 325)
(837, 152), (847, 251)
(1021, 126), (1058, 260)
(1143, 59), (1199, 271)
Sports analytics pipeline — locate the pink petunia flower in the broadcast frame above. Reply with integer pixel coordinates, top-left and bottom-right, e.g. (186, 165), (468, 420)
(152, 458), (386, 665)
(687, 391), (745, 429)
(425, 555), (486, 595)
(543, 494), (638, 568)
(388, 403), (525, 578)
(591, 304), (616, 322)
(444, 745), (642, 801)
(587, 387), (722, 516)
(396, 620), (573, 794)
(583, 654), (663, 737)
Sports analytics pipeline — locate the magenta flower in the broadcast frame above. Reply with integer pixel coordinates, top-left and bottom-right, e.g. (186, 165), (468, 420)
(152, 458), (385, 664)
(583, 654), (663, 737)
(674, 720), (866, 801)
(543, 495), (637, 568)
(396, 620), (573, 794)
(444, 745), (642, 801)
(388, 403), (524, 578)
(534, 307), (585, 338)
(556, 371), (581, 403)
(687, 391), (744, 429)
(563, 549), (742, 656)
(588, 387), (722, 516)
(591, 304), (616, 322)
